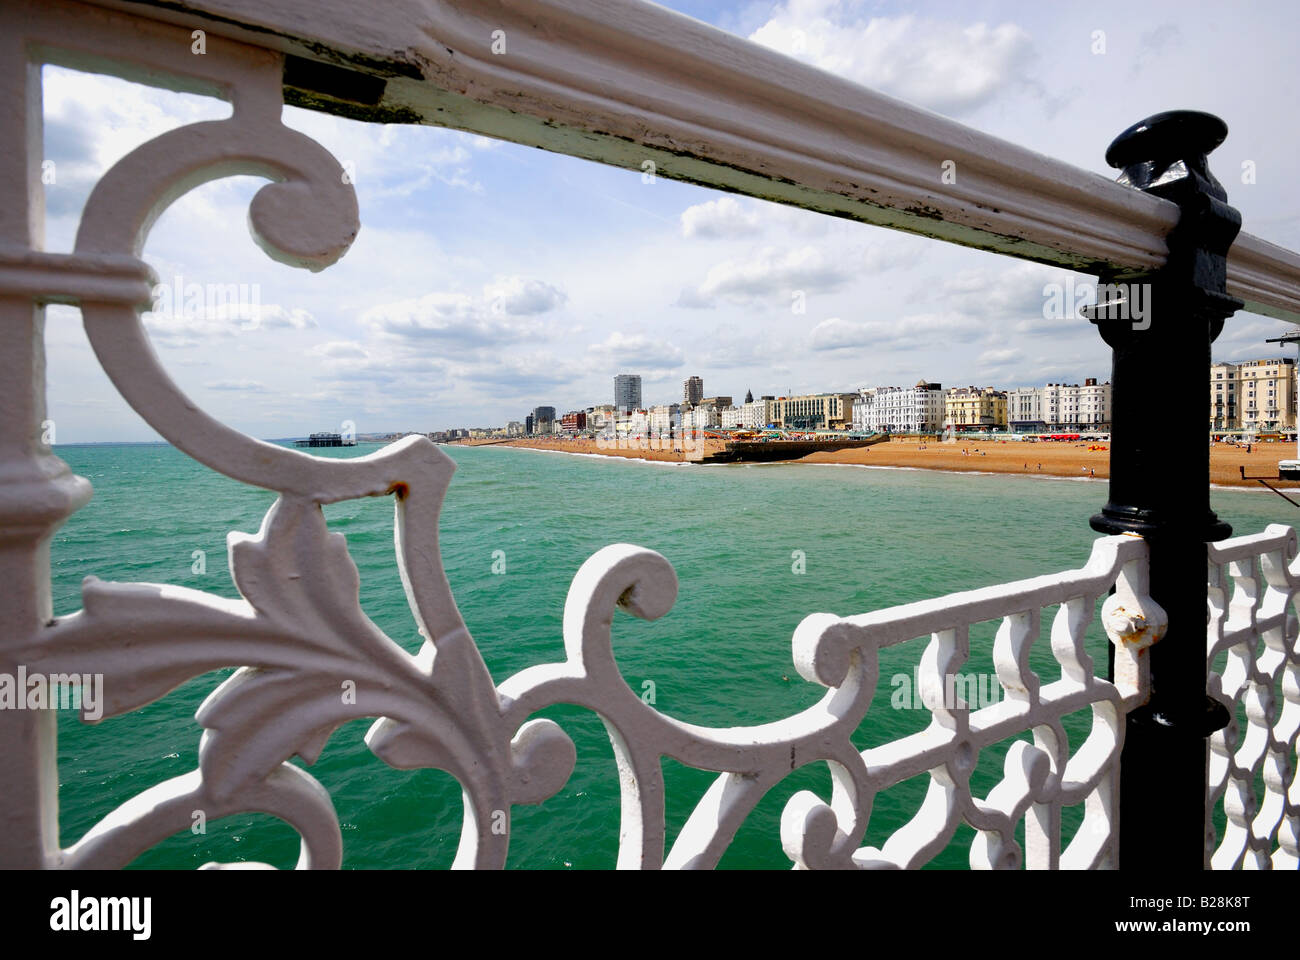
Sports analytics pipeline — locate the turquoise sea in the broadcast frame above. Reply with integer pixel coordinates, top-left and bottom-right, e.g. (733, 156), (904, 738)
(47, 442), (1293, 868)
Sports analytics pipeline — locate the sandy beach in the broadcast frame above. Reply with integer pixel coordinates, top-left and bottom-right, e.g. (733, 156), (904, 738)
(452, 435), (1300, 490)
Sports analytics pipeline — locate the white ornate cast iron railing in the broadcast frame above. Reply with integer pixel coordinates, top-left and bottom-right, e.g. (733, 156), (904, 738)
(4, 0), (1300, 870)
(1206, 524), (1300, 869)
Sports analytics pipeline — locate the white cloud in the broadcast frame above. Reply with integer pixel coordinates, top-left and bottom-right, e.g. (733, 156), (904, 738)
(977, 347), (1024, 367)
(586, 332), (685, 371)
(678, 241), (920, 309)
(680, 197), (763, 238)
(810, 312), (986, 352)
(254, 305), (317, 330)
(930, 261), (1095, 336)
(361, 277), (564, 348)
(483, 276), (568, 315)
(749, 3), (1034, 116)
(309, 340), (369, 360)
(696, 325), (785, 369)
(142, 303), (316, 348)
(678, 195), (864, 241)
(282, 108), (485, 197)
(809, 317), (870, 351)
(679, 245), (851, 307)
(455, 353), (586, 395)
(361, 292), (539, 347)
(206, 379), (265, 392)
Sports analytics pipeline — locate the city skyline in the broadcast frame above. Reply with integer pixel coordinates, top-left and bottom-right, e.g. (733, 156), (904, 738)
(446, 351), (1294, 441)
(195, 351), (1294, 439)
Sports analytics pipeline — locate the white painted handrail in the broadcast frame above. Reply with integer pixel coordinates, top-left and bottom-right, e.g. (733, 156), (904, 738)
(96, 0), (1300, 322)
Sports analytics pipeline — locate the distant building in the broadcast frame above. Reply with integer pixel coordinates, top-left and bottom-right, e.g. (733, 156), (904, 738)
(506, 421), (524, 437)
(530, 405), (556, 435)
(524, 414), (534, 435)
(1040, 383), (1074, 430)
(1211, 357), (1295, 432)
(1006, 387), (1044, 432)
(944, 387), (1007, 431)
(615, 374), (642, 413)
(587, 404), (616, 434)
(1210, 362), (1236, 431)
(720, 406), (744, 429)
(853, 381), (943, 433)
(681, 404), (720, 430)
(776, 393), (855, 431)
(684, 375), (703, 407)
(741, 398), (777, 429)
(560, 411), (587, 433)
(1077, 378), (1111, 429)
(1007, 380), (1111, 432)
(649, 404), (680, 435)
(700, 395), (733, 411)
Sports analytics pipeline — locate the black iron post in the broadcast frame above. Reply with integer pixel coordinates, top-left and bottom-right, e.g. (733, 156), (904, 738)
(1090, 111), (1240, 869)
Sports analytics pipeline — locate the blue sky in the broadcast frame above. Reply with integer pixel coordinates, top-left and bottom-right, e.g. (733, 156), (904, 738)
(40, 0), (1300, 441)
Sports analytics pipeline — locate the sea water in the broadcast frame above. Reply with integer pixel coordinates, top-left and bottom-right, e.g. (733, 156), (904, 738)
(47, 442), (1293, 868)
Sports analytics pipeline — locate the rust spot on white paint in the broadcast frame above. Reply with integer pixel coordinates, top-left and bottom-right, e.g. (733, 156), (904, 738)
(1106, 605), (1158, 645)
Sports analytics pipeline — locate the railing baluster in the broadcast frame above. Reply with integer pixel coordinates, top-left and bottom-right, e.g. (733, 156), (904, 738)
(0, 20), (93, 870)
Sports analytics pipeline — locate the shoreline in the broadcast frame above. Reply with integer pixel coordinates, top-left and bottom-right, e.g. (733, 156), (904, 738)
(448, 436), (1300, 491)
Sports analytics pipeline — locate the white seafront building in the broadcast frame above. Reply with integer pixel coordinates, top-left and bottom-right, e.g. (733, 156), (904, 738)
(740, 398), (777, 429)
(649, 403), (680, 436)
(1008, 379), (1112, 432)
(853, 380), (944, 433)
(681, 404), (720, 431)
(1006, 387), (1043, 431)
(587, 404), (616, 435)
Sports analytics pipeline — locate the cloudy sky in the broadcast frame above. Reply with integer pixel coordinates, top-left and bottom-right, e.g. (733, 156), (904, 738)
(41, 0), (1300, 441)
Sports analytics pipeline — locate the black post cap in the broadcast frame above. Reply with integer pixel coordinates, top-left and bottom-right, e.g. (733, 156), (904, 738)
(1105, 110), (1228, 170)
